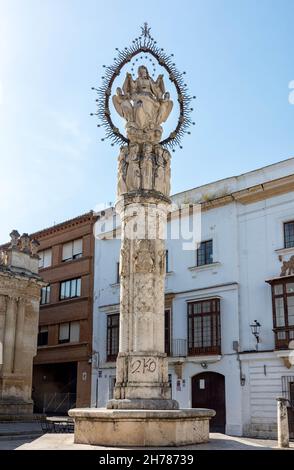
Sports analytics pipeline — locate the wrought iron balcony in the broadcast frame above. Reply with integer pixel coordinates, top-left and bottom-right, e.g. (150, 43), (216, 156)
(273, 326), (294, 350)
(170, 339), (187, 357)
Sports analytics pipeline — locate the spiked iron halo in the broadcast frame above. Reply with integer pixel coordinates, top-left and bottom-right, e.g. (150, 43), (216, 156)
(91, 23), (195, 151)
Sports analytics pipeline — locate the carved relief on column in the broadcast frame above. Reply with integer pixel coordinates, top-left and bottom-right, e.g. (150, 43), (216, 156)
(125, 143), (140, 191)
(163, 149), (171, 196)
(119, 238), (130, 278)
(158, 248), (166, 275)
(133, 240), (155, 273)
(117, 143), (171, 197)
(141, 143), (154, 190)
(154, 145), (165, 193)
(117, 146), (128, 196)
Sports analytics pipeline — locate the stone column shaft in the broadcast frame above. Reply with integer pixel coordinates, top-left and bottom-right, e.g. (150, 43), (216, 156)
(277, 397), (290, 448)
(0, 295), (6, 369)
(13, 298), (26, 372)
(2, 297), (17, 373)
(108, 194), (178, 409)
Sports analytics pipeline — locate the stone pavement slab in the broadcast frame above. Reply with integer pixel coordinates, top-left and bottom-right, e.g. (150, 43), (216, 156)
(0, 421), (42, 436)
(16, 433), (294, 450)
(0, 420), (43, 449)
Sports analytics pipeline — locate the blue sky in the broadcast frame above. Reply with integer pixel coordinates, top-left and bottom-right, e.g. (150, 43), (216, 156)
(0, 0), (294, 243)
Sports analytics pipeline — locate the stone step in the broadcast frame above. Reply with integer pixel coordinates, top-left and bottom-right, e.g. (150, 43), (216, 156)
(0, 432), (42, 440)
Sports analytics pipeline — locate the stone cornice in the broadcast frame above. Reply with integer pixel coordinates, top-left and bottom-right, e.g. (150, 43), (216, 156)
(198, 174), (294, 210)
(0, 266), (45, 286)
(230, 174), (294, 204)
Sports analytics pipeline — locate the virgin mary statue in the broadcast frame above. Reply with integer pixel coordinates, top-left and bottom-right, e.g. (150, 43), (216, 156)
(112, 65), (173, 143)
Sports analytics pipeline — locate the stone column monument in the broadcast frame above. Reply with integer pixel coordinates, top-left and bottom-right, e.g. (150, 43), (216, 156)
(107, 67), (177, 411)
(70, 24), (214, 446)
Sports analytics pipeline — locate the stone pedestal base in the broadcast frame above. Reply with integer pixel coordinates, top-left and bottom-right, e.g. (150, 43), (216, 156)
(69, 408), (216, 447)
(0, 399), (33, 415)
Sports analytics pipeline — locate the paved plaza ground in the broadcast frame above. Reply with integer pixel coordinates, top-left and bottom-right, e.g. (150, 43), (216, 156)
(0, 422), (293, 450)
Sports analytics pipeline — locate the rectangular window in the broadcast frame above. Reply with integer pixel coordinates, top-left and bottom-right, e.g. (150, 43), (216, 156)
(37, 326), (48, 346)
(107, 314), (119, 361)
(59, 323), (70, 343)
(70, 321), (80, 342)
(58, 321), (80, 344)
(38, 249), (52, 269)
(188, 299), (221, 355)
(60, 278), (81, 300)
(40, 285), (50, 305)
(62, 239), (83, 262)
(196, 240), (213, 266)
(271, 279), (294, 349)
(284, 222), (294, 249)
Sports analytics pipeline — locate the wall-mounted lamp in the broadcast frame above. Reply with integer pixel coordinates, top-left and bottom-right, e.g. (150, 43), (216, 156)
(250, 320), (261, 351)
(200, 362), (208, 369)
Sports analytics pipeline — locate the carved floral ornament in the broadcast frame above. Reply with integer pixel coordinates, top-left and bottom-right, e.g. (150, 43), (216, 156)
(91, 23), (195, 151)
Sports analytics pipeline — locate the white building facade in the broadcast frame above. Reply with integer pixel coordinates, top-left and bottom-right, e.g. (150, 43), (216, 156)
(91, 158), (294, 438)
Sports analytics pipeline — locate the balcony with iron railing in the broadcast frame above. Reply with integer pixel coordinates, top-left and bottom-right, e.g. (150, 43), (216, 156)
(168, 339), (187, 357)
(273, 326), (294, 350)
(167, 338), (223, 357)
(187, 343), (221, 356)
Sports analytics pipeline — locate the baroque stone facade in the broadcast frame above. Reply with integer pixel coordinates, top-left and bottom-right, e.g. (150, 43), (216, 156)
(0, 231), (45, 415)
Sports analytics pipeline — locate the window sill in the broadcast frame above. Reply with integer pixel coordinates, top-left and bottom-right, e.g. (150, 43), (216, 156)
(274, 349), (293, 358)
(166, 271), (174, 277)
(275, 246), (294, 257)
(39, 255), (90, 272)
(99, 361), (117, 369)
(40, 296), (87, 308)
(188, 262), (221, 272)
(37, 341), (88, 350)
(186, 354), (222, 363)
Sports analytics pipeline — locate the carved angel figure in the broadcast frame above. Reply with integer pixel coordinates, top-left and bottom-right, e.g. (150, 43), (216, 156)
(112, 65), (173, 143)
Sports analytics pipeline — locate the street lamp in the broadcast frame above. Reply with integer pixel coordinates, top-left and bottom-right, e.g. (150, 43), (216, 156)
(250, 320), (261, 351)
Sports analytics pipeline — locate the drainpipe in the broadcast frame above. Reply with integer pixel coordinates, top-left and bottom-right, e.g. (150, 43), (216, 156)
(233, 341), (246, 386)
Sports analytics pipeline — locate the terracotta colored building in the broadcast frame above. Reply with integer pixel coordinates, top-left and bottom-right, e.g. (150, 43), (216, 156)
(32, 211), (97, 414)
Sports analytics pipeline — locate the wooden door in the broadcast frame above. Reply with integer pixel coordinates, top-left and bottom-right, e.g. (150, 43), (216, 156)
(192, 372), (226, 433)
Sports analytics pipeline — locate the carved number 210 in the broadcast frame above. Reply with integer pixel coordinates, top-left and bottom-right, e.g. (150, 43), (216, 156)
(131, 358), (157, 374)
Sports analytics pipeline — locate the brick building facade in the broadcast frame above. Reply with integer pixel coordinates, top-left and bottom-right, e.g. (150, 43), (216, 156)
(32, 211), (97, 413)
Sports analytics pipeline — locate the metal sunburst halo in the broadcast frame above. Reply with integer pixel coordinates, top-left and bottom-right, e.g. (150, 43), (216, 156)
(91, 24), (196, 151)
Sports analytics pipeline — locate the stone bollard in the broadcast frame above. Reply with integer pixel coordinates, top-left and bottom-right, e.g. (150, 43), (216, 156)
(276, 397), (289, 448)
